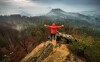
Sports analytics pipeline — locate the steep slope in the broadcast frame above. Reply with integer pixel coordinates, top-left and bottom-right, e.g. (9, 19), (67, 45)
(21, 39), (86, 62)
(21, 40), (70, 62)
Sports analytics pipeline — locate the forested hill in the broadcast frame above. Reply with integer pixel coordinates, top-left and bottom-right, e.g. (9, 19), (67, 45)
(0, 8), (100, 62)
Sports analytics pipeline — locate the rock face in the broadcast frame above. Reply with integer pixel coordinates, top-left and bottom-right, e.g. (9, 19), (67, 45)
(21, 42), (48, 62)
(21, 40), (70, 62)
(21, 39), (86, 62)
(42, 43), (69, 62)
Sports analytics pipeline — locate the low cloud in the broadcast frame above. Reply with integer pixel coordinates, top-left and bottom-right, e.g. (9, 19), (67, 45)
(0, 0), (99, 16)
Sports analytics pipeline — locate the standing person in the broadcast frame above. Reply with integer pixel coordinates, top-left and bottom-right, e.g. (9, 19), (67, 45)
(44, 23), (64, 40)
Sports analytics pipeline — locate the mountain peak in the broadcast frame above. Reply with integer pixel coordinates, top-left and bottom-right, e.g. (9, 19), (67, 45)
(46, 8), (67, 17)
(50, 8), (65, 12)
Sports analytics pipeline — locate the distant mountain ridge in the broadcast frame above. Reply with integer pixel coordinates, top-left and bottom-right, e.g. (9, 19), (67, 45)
(0, 8), (100, 30)
(46, 8), (98, 21)
(79, 10), (100, 17)
(45, 8), (100, 29)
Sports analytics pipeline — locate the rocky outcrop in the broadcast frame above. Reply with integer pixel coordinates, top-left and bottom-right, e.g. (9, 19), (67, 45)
(21, 33), (86, 62)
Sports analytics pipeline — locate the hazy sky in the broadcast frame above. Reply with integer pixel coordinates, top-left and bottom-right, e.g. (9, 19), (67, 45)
(0, 0), (100, 16)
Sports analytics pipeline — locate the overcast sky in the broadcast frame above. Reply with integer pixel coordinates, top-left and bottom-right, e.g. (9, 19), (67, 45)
(0, 0), (100, 16)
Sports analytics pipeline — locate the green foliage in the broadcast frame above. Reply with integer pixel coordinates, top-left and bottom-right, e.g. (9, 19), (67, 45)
(67, 40), (100, 62)
(78, 27), (100, 39)
(84, 41), (100, 62)
(68, 42), (87, 55)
